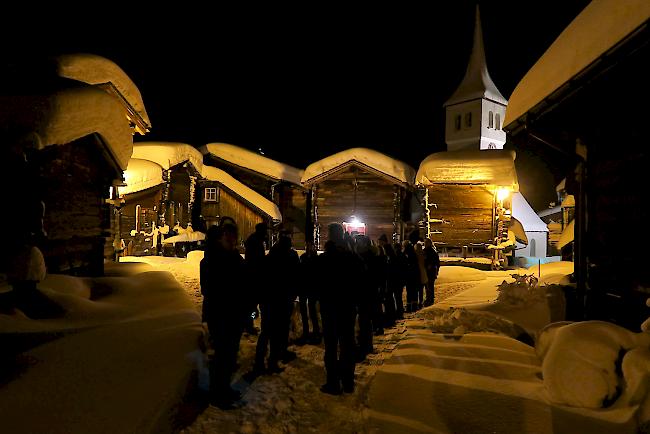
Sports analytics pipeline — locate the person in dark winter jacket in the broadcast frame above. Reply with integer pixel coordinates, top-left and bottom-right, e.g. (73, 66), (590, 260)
(244, 222), (268, 335)
(382, 243), (399, 326)
(392, 242), (407, 319)
(423, 239), (440, 307)
(318, 223), (360, 395)
(403, 240), (421, 313)
(255, 232), (300, 373)
(200, 218), (248, 409)
(298, 240), (321, 345)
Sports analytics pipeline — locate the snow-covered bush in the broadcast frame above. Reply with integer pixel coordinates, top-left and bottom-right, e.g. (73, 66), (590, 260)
(496, 273), (544, 305)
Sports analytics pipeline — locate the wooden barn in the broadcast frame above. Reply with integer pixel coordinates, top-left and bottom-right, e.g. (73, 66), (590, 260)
(118, 142), (204, 255)
(504, 0), (650, 326)
(301, 148), (416, 249)
(200, 143), (307, 247)
(0, 83), (136, 275)
(200, 166), (282, 245)
(415, 149), (519, 258)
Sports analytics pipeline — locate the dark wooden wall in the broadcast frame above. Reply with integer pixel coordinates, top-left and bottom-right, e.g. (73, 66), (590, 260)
(311, 166), (407, 249)
(36, 135), (117, 275)
(167, 167), (193, 228)
(279, 186), (307, 249)
(426, 184), (494, 248)
(198, 181), (265, 245)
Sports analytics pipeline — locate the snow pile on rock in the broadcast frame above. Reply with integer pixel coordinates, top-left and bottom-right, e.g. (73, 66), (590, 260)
(536, 315), (650, 430)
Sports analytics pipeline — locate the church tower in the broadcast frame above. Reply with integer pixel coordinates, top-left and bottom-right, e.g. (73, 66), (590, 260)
(444, 6), (508, 151)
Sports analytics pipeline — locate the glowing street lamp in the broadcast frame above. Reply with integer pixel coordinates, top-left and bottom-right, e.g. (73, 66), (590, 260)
(496, 187), (511, 202)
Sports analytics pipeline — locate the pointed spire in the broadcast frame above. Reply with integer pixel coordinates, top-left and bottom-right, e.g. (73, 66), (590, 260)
(444, 5), (507, 107)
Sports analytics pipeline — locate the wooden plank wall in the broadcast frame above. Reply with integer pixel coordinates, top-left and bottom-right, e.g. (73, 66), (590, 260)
(279, 185), (307, 249)
(426, 184), (494, 248)
(313, 167), (402, 248)
(37, 136), (116, 275)
(199, 182), (264, 245)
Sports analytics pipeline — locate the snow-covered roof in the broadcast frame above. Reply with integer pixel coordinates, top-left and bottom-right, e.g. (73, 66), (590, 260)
(120, 158), (164, 196)
(132, 142), (203, 172)
(0, 85), (133, 170)
(558, 219), (575, 249)
(555, 178), (566, 192)
(416, 150), (518, 187)
(301, 147), (416, 185)
(504, 0), (650, 129)
(512, 192), (548, 232)
(538, 205), (561, 218)
(444, 6), (507, 107)
(55, 53), (151, 132)
(201, 166), (282, 221)
(561, 194), (575, 208)
(200, 143), (304, 185)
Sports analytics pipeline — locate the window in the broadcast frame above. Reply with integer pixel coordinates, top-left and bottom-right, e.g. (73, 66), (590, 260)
(204, 187), (219, 202)
(465, 112), (472, 128)
(495, 113), (501, 130)
(454, 114), (461, 131)
(488, 111), (494, 128)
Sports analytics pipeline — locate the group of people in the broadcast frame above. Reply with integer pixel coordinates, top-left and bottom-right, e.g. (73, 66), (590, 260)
(199, 217), (440, 409)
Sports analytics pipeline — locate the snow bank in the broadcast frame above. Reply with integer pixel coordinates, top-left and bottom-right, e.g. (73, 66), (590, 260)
(0, 266), (203, 434)
(54, 53), (151, 130)
(120, 158), (164, 195)
(0, 85), (134, 170)
(132, 142), (203, 172)
(302, 147), (415, 185)
(201, 143), (304, 185)
(416, 149), (518, 187)
(527, 260), (573, 285)
(201, 165), (282, 221)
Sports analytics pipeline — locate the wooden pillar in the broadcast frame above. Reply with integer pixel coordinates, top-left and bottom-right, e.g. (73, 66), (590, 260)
(312, 185), (320, 250)
(393, 185), (400, 244)
(305, 187), (313, 243)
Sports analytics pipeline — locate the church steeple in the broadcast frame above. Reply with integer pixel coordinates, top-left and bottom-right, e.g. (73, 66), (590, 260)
(444, 5), (508, 151)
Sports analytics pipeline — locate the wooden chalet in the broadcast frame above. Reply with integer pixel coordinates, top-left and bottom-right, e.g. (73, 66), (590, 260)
(301, 148), (416, 249)
(415, 149), (518, 257)
(504, 0), (650, 326)
(119, 142), (203, 255)
(200, 143), (307, 247)
(0, 82), (135, 275)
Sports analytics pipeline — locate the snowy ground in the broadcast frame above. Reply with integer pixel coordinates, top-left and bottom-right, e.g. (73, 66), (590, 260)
(122, 256), (631, 434)
(119, 255), (479, 433)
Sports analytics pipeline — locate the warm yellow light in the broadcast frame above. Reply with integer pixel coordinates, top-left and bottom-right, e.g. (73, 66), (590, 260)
(496, 187), (510, 202)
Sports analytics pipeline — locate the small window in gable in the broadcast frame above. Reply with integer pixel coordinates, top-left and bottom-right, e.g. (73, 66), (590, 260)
(495, 113), (501, 130)
(455, 114), (461, 131)
(488, 111), (494, 128)
(204, 187), (219, 202)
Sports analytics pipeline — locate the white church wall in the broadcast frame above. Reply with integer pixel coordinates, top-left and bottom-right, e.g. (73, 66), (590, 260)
(515, 231), (548, 258)
(445, 99), (483, 151)
(480, 99), (507, 150)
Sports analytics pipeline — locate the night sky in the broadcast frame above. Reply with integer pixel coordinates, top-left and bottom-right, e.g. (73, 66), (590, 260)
(6, 1), (589, 207)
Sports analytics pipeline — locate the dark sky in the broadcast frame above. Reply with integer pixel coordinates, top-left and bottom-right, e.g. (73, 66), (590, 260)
(6, 2), (589, 186)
